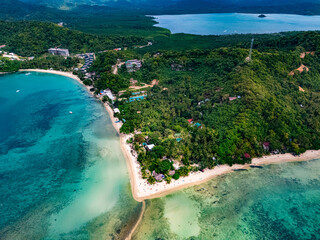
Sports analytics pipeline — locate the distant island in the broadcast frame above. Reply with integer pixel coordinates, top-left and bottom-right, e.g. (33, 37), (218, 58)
(258, 14), (267, 18)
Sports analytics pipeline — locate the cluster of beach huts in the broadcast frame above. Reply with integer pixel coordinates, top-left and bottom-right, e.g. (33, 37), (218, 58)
(76, 53), (95, 72)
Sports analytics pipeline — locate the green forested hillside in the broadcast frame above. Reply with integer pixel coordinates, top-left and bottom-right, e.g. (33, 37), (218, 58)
(0, 21), (146, 56)
(100, 43), (320, 182)
(0, 1), (170, 38)
(1, 14), (320, 183)
(17, 0), (320, 15)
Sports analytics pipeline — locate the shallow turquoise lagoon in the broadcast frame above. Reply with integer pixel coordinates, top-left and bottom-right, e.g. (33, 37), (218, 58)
(152, 13), (320, 35)
(0, 72), (140, 239)
(134, 159), (320, 239)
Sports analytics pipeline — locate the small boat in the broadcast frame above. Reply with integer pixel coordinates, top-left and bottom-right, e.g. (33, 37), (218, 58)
(25, 73), (31, 76)
(69, 111), (73, 114)
(250, 165), (263, 169)
(258, 14), (267, 18)
(16, 90), (20, 93)
(232, 169), (247, 172)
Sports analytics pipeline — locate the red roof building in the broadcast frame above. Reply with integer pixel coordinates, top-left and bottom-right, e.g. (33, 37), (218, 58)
(187, 119), (193, 124)
(244, 153), (251, 159)
(263, 142), (270, 151)
(0, 45), (6, 49)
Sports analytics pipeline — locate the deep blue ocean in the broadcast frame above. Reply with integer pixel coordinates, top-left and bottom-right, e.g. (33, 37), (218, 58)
(0, 72), (140, 239)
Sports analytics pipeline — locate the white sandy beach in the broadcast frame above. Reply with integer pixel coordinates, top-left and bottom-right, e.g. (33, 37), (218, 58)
(120, 131), (320, 201)
(18, 69), (92, 91)
(17, 69), (320, 202)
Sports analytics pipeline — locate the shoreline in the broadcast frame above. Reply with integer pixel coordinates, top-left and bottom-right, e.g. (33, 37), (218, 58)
(17, 69), (320, 202)
(19, 69), (86, 88)
(0, 72), (13, 75)
(122, 130), (320, 201)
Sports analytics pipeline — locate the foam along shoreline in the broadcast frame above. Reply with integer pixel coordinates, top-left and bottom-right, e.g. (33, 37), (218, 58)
(18, 69), (320, 202)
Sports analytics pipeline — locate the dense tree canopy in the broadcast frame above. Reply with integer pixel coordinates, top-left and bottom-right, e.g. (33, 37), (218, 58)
(0, 21), (147, 56)
(1, 18), (320, 184)
(104, 43), (320, 183)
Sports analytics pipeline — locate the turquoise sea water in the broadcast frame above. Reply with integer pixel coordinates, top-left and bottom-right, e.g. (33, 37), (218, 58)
(152, 13), (320, 35)
(0, 72), (140, 239)
(2, 72), (320, 240)
(134, 159), (320, 239)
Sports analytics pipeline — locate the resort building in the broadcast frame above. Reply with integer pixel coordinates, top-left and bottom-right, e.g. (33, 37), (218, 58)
(0, 45), (6, 49)
(146, 144), (155, 151)
(114, 108), (120, 114)
(48, 48), (70, 57)
(152, 171), (165, 181)
(100, 89), (116, 102)
(126, 59), (142, 72)
(263, 142), (270, 151)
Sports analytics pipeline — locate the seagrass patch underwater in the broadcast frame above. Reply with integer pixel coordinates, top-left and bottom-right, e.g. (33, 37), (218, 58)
(133, 159), (320, 240)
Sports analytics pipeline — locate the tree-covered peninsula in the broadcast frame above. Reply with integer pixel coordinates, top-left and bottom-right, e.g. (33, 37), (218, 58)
(90, 36), (320, 183)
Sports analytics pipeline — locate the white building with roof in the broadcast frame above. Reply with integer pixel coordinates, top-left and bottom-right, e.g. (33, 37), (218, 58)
(48, 48), (70, 57)
(100, 89), (116, 102)
(146, 144), (155, 151)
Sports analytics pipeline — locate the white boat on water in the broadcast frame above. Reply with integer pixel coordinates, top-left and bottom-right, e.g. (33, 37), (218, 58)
(25, 73), (31, 76)
(16, 90), (20, 93)
(69, 111), (73, 114)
